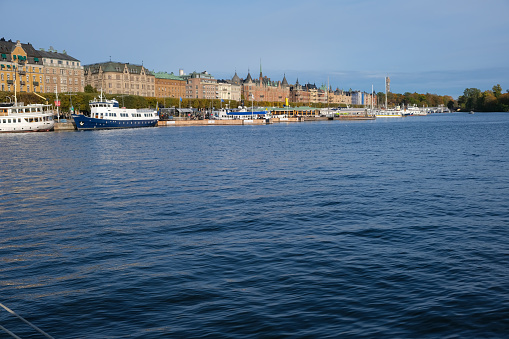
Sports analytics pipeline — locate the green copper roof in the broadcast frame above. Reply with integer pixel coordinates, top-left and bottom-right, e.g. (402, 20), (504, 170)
(84, 61), (153, 75)
(153, 72), (184, 80)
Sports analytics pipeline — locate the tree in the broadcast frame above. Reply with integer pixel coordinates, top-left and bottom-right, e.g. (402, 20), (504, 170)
(458, 88), (481, 111)
(492, 84), (502, 98)
(84, 85), (97, 93)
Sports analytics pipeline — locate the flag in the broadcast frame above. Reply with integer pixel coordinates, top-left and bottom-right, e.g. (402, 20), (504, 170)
(180, 97), (182, 102)
(221, 99), (224, 103)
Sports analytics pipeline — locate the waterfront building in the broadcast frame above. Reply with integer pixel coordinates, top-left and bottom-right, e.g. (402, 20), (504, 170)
(0, 38), (45, 94)
(217, 80), (241, 102)
(290, 79), (310, 104)
(303, 83), (320, 104)
(329, 89), (352, 106)
(154, 71), (186, 99)
(38, 47), (84, 93)
(183, 71), (218, 100)
(84, 61), (155, 97)
(350, 90), (377, 107)
(240, 68), (290, 104)
(364, 91), (377, 107)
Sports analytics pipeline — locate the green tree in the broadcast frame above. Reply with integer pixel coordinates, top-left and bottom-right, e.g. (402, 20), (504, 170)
(492, 84), (502, 98)
(84, 85), (97, 93)
(458, 88), (481, 111)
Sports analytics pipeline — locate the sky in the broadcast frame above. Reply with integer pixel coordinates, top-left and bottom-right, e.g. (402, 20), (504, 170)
(2, 0), (508, 98)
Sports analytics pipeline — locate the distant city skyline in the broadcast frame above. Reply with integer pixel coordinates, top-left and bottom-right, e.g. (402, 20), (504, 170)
(2, 0), (508, 98)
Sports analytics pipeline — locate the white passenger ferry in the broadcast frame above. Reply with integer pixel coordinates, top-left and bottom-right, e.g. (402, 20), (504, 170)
(375, 107), (403, 118)
(0, 102), (55, 132)
(72, 92), (158, 130)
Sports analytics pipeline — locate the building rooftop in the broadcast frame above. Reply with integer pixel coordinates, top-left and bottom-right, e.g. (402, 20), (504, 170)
(84, 61), (153, 75)
(154, 71), (184, 80)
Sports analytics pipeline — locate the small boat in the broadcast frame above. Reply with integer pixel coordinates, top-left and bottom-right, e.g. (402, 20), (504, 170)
(469, 111), (475, 114)
(0, 102), (55, 133)
(72, 91), (158, 130)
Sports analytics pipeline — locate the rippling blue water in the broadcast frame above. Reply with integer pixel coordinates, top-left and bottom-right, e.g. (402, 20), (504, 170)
(1, 113), (509, 338)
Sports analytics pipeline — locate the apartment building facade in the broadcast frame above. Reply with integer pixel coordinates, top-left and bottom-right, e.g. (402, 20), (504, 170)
(154, 71), (186, 99)
(184, 71), (218, 100)
(241, 70), (290, 103)
(39, 47), (84, 93)
(84, 61), (155, 97)
(0, 39), (45, 94)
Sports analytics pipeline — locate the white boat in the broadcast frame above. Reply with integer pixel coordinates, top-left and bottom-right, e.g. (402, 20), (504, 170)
(214, 107), (270, 120)
(375, 107), (403, 118)
(0, 102), (55, 133)
(403, 104), (427, 116)
(72, 91), (158, 130)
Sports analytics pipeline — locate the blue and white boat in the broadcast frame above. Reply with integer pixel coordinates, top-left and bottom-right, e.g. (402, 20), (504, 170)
(72, 92), (158, 130)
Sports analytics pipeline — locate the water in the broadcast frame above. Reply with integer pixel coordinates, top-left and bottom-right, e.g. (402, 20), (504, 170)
(1, 113), (508, 338)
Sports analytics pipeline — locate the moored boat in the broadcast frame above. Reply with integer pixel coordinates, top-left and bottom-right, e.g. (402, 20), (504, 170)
(403, 104), (427, 116)
(72, 92), (158, 130)
(375, 107), (403, 118)
(0, 102), (55, 133)
(214, 107), (270, 120)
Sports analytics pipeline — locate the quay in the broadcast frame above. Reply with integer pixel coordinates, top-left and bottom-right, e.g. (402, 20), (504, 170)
(54, 120), (76, 131)
(53, 115), (374, 131)
(158, 115), (374, 127)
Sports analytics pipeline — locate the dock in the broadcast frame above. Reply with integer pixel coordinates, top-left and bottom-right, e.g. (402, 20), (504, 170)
(52, 115), (374, 131)
(158, 115), (373, 127)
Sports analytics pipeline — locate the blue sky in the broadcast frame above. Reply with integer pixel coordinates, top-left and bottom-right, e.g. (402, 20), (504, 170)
(3, 0), (508, 98)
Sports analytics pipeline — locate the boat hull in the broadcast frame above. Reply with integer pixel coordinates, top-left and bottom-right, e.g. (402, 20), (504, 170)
(0, 116), (54, 132)
(72, 115), (158, 130)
